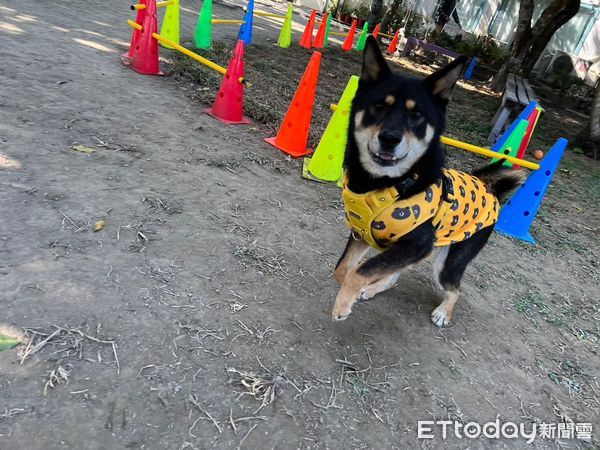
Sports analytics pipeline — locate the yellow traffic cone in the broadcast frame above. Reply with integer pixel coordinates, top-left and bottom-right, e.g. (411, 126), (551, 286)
(160, 0), (180, 48)
(304, 75), (359, 182)
(277, 4), (293, 48)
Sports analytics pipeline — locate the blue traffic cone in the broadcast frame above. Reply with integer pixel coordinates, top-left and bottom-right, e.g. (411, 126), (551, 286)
(464, 57), (476, 80)
(492, 101), (537, 151)
(238, 0), (254, 45)
(495, 138), (568, 244)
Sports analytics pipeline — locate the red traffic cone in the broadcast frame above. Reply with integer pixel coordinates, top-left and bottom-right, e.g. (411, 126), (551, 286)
(124, 0), (147, 59)
(205, 40), (250, 124)
(265, 51), (322, 157)
(313, 12), (328, 48)
(372, 23), (380, 39)
(342, 19), (357, 51)
(387, 29), (400, 54)
(300, 10), (316, 49)
(123, 0), (162, 75)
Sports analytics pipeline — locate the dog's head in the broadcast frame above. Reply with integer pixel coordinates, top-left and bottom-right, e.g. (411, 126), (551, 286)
(349, 36), (466, 180)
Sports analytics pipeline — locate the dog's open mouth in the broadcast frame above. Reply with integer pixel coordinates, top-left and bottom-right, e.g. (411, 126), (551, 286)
(368, 146), (407, 166)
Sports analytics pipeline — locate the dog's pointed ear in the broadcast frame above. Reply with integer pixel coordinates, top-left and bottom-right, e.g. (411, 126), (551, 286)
(361, 36), (391, 83)
(424, 55), (467, 102)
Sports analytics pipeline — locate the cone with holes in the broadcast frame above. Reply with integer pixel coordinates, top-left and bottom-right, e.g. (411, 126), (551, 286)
(124, 0), (162, 75)
(355, 21), (369, 51)
(341, 19), (357, 51)
(159, 0), (180, 48)
(372, 23), (380, 38)
(265, 51), (322, 157)
(387, 29), (399, 53)
(300, 10), (316, 49)
(205, 40), (250, 124)
(304, 75), (359, 182)
(490, 119), (528, 167)
(194, 0), (212, 49)
(124, 0), (148, 58)
(238, 0), (254, 45)
(495, 138), (568, 244)
(277, 3), (293, 48)
(313, 12), (329, 48)
(514, 106), (543, 169)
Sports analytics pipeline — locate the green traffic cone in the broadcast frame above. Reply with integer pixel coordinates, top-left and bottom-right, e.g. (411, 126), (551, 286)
(195, 0), (213, 50)
(491, 119), (528, 167)
(277, 4), (293, 48)
(355, 22), (369, 51)
(306, 75), (360, 182)
(323, 12), (332, 47)
(160, 0), (180, 48)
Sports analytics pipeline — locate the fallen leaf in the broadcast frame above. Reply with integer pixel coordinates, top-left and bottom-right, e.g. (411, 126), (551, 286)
(72, 145), (95, 154)
(93, 220), (107, 232)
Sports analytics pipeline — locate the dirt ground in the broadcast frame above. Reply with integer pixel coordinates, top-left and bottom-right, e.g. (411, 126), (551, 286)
(1, 0), (599, 449)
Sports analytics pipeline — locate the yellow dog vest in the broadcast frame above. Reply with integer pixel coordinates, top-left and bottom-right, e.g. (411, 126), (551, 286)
(342, 169), (499, 250)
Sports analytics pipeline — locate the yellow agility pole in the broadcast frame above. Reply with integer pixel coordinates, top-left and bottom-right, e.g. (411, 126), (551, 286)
(330, 31), (349, 37)
(125, 20), (246, 84)
(128, 19), (143, 31)
(130, 1), (173, 10)
(329, 103), (541, 170)
(212, 19), (245, 25)
(254, 11), (286, 19)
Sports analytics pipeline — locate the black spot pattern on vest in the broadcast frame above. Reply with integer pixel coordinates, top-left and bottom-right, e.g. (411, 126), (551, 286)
(436, 178), (442, 188)
(412, 205), (421, 219)
(464, 231), (471, 239)
(471, 190), (476, 202)
(372, 220), (386, 230)
(425, 187), (434, 202)
(445, 180), (454, 196)
(482, 197), (487, 207)
(475, 222), (483, 231)
(463, 219), (469, 226)
(430, 208), (435, 215)
(459, 186), (466, 197)
(378, 238), (390, 245)
(389, 233), (396, 238)
(463, 203), (470, 215)
(451, 215), (459, 226)
(473, 208), (479, 219)
(451, 199), (459, 211)
(486, 211), (490, 221)
(445, 231), (452, 237)
(392, 207), (411, 220)
(493, 201), (497, 212)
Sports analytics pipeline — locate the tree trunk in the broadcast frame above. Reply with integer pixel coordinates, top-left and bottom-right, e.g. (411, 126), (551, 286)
(491, 0), (580, 92)
(573, 81), (600, 160)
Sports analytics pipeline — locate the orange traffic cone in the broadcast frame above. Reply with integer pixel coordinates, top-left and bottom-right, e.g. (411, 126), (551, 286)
(124, 0), (162, 75)
(124, 0), (147, 59)
(300, 10), (316, 49)
(387, 29), (400, 54)
(342, 20), (357, 51)
(205, 40), (250, 124)
(265, 52), (322, 157)
(313, 12), (329, 48)
(372, 23), (380, 39)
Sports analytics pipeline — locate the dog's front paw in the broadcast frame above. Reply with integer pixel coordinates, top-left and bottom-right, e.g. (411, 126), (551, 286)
(431, 305), (452, 327)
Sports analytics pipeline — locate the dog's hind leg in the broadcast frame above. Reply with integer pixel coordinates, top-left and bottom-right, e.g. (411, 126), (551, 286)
(334, 234), (371, 284)
(430, 226), (494, 327)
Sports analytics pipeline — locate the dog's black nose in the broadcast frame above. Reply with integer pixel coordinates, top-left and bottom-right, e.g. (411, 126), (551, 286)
(378, 130), (402, 149)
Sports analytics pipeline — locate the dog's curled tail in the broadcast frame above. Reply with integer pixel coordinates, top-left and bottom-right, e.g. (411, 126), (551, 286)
(471, 160), (528, 198)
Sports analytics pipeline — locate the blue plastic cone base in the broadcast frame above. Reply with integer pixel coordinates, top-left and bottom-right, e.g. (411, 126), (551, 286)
(238, 0), (254, 45)
(495, 138), (568, 244)
(464, 57), (476, 80)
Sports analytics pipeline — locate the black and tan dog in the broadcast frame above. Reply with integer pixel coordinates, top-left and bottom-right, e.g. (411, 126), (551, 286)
(332, 36), (525, 326)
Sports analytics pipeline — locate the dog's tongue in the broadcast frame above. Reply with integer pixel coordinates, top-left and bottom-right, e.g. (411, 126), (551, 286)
(377, 152), (395, 161)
